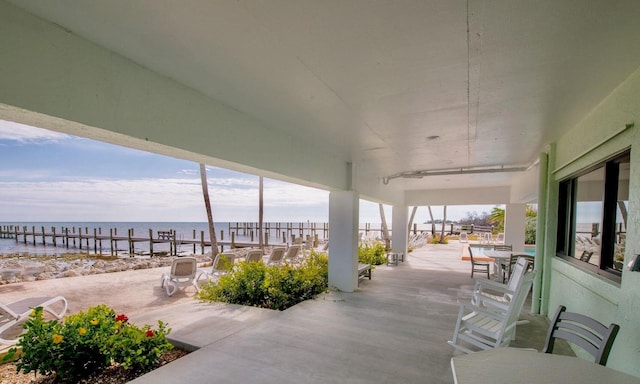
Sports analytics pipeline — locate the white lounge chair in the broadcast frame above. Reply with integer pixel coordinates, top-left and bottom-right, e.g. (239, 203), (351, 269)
(448, 269), (535, 354)
(160, 257), (199, 297)
(284, 245), (301, 264)
(197, 252), (235, 282)
(244, 249), (263, 263)
(1, 296), (68, 345)
(264, 247), (286, 265)
(495, 232), (505, 244)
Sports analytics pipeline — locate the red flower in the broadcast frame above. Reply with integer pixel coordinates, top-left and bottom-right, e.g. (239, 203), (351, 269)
(146, 330), (154, 338)
(115, 314), (128, 323)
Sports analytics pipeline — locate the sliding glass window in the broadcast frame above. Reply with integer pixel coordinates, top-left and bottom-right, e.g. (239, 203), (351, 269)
(556, 150), (629, 282)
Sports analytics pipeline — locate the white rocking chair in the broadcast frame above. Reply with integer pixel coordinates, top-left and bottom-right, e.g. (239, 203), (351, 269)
(448, 269), (535, 354)
(471, 256), (530, 313)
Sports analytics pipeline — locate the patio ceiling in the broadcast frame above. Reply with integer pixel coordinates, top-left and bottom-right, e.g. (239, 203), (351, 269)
(7, 0), (640, 201)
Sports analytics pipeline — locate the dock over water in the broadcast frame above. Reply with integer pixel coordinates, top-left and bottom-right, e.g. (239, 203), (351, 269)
(0, 223), (330, 256)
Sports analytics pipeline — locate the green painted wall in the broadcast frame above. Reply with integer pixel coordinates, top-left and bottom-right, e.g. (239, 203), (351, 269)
(544, 66), (640, 377)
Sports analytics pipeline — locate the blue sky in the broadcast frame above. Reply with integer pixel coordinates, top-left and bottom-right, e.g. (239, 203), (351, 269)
(0, 120), (495, 224)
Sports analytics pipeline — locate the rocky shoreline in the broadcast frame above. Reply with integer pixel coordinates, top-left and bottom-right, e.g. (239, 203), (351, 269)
(0, 249), (259, 285)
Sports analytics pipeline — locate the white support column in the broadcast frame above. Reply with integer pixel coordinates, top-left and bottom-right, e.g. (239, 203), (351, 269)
(328, 191), (359, 292)
(504, 203), (526, 251)
(392, 205), (408, 255)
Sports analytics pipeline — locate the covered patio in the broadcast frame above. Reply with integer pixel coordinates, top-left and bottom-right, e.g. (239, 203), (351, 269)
(1, 0), (640, 380)
(133, 244), (555, 383)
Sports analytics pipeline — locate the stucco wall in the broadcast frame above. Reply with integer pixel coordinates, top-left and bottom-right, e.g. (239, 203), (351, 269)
(546, 66), (640, 376)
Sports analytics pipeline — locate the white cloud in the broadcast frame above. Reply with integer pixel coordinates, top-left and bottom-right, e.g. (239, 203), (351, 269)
(0, 120), (70, 142)
(0, 176), (333, 222)
(179, 169), (198, 176)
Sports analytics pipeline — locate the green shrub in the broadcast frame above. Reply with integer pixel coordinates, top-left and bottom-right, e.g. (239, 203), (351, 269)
(525, 216), (537, 244)
(358, 242), (386, 265)
(429, 235), (449, 244)
(199, 251), (328, 310)
(8, 304), (173, 382)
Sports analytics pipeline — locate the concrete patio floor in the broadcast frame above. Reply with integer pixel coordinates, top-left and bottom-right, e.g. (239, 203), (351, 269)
(127, 243), (556, 384)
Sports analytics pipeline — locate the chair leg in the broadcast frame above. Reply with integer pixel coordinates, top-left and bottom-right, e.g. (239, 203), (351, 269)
(165, 281), (177, 296)
(160, 273), (168, 288)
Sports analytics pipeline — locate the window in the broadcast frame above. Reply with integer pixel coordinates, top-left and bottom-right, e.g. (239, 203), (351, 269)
(556, 150), (629, 282)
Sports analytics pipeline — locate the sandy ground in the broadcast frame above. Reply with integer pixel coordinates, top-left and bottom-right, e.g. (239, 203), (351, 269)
(0, 266), (200, 316)
(0, 265), (206, 353)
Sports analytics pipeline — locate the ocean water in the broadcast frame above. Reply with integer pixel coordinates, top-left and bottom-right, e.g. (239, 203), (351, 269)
(0, 221), (330, 256)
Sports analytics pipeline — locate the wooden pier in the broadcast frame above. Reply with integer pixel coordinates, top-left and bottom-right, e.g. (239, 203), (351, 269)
(0, 225), (289, 256)
(0, 222), (400, 256)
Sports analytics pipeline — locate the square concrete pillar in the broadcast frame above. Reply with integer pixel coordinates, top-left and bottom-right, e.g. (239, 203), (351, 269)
(505, 203), (526, 251)
(328, 191), (359, 292)
(392, 205), (408, 255)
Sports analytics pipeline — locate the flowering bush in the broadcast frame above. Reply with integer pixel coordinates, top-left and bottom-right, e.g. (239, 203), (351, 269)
(7, 304), (173, 382)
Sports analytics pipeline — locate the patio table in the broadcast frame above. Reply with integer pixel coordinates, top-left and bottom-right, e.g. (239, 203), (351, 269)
(451, 347), (640, 384)
(482, 250), (527, 280)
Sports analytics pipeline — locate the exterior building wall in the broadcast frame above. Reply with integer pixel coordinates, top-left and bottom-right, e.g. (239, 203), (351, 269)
(544, 66), (640, 376)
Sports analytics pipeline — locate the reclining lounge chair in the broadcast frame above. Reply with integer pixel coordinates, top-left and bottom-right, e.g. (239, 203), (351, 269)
(1, 296), (68, 345)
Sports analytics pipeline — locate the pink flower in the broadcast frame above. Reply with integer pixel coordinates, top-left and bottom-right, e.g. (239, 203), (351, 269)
(115, 314), (128, 323)
(146, 330), (154, 338)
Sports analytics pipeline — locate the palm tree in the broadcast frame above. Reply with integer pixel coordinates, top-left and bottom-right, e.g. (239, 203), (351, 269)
(439, 205), (447, 243)
(258, 176), (264, 250)
(408, 206), (418, 235)
(489, 206), (505, 234)
(199, 164), (219, 257)
(379, 203), (391, 250)
(427, 206), (436, 236)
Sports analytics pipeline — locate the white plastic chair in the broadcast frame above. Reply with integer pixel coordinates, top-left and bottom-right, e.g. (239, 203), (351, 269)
(160, 257), (199, 297)
(481, 232), (493, 244)
(284, 245), (301, 264)
(1, 296), (68, 345)
(264, 247), (286, 265)
(448, 269), (535, 354)
(459, 231), (469, 243)
(197, 252), (235, 283)
(244, 249), (263, 263)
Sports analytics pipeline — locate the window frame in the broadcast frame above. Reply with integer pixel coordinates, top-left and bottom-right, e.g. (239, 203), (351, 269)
(555, 149), (629, 283)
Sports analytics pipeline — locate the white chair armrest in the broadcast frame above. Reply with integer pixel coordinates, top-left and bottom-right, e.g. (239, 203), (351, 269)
(458, 301), (508, 322)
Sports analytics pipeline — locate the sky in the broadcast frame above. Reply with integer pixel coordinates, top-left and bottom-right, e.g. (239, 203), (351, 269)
(0, 120), (497, 224)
